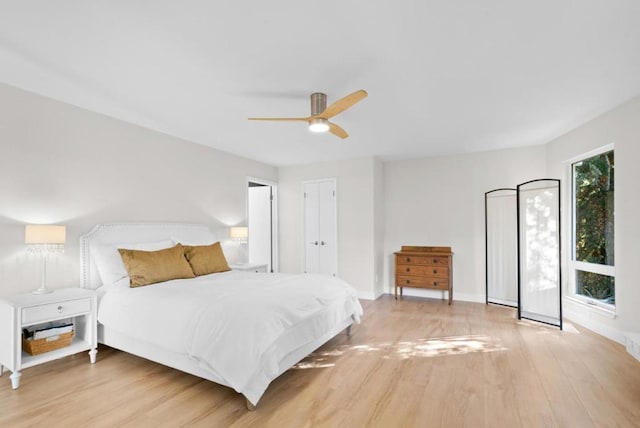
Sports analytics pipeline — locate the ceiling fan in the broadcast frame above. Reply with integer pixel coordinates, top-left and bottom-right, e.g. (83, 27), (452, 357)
(248, 89), (368, 139)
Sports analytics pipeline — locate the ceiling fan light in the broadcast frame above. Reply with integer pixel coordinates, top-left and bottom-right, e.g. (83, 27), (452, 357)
(309, 118), (329, 133)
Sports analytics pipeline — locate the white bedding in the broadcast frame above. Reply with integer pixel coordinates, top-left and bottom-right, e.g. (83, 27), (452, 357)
(98, 271), (363, 405)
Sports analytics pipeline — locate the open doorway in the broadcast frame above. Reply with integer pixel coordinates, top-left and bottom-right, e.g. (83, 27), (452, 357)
(247, 177), (278, 273)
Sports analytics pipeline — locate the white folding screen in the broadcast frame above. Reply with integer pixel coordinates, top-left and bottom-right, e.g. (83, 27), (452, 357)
(485, 189), (518, 307)
(517, 179), (562, 329)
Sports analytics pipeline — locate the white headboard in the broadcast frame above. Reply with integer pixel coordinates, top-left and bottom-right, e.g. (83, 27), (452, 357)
(79, 223), (216, 289)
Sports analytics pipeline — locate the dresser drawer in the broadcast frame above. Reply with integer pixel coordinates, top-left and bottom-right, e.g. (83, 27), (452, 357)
(22, 298), (92, 325)
(396, 265), (449, 277)
(396, 276), (449, 290)
(396, 255), (449, 266)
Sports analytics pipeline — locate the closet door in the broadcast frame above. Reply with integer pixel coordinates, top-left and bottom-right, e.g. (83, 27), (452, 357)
(517, 179), (562, 329)
(485, 188), (518, 307)
(248, 184), (273, 272)
(304, 179), (337, 276)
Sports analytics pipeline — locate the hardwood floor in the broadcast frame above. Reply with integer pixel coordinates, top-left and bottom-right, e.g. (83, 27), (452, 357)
(1, 296), (639, 427)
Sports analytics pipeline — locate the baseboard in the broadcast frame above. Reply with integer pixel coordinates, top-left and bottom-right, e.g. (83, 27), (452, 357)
(383, 288), (484, 303)
(358, 289), (384, 301)
(625, 333), (640, 362)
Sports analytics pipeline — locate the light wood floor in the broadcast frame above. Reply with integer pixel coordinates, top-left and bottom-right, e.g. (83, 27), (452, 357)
(1, 296), (639, 427)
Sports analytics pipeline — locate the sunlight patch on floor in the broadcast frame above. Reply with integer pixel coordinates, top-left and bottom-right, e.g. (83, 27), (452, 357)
(293, 335), (507, 369)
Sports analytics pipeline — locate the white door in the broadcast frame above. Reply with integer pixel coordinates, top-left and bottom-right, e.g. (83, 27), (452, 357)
(248, 185), (272, 272)
(304, 179), (337, 275)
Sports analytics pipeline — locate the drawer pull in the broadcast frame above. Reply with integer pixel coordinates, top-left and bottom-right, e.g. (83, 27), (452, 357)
(406, 280), (410, 284)
(433, 281), (438, 287)
(406, 268), (410, 273)
(433, 269), (437, 274)
(406, 257), (411, 262)
(57, 305), (63, 313)
(433, 258), (438, 263)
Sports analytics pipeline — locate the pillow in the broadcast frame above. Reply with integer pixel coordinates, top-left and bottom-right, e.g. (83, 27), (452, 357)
(92, 239), (175, 287)
(183, 242), (231, 276)
(118, 243), (195, 287)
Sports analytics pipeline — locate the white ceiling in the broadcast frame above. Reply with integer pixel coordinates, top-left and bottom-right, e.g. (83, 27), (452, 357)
(1, 1), (639, 166)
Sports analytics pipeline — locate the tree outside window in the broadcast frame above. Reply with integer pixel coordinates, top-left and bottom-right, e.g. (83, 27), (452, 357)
(572, 150), (614, 305)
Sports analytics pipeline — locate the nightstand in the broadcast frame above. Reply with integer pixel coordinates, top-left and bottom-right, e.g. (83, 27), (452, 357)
(229, 263), (269, 273)
(0, 287), (97, 389)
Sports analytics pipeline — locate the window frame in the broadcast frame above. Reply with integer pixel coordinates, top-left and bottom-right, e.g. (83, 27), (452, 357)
(568, 144), (615, 311)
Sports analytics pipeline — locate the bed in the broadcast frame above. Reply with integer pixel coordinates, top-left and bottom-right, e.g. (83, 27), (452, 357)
(79, 223), (363, 409)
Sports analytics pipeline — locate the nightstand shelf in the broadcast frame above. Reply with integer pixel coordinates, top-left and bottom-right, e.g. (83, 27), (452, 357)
(21, 337), (92, 369)
(0, 288), (98, 389)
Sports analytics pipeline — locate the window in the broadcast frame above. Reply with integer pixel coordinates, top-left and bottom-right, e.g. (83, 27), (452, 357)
(571, 148), (614, 308)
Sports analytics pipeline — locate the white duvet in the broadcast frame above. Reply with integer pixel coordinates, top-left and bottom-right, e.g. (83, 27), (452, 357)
(98, 271), (363, 405)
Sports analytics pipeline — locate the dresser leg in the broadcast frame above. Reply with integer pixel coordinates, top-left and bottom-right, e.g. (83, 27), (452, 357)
(395, 286), (397, 300)
(0, 365), (4, 376)
(89, 348), (98, 364)
(10, 371), (21, 389)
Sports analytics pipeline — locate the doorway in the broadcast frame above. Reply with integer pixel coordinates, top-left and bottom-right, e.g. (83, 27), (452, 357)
(303, 178), (337, 276)
(247, 177), (278, 273)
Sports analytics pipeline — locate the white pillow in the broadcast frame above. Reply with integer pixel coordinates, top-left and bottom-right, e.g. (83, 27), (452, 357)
(92, 239), (175, 288)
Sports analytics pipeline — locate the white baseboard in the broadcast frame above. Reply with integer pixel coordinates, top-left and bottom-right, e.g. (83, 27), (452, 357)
(358, 289), (384, 301)
(625, 333), (640, 362)
(383, 287), (484, 303)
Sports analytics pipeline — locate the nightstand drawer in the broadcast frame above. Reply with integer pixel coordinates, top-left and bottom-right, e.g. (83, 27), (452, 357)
(22, 298), (92, 325)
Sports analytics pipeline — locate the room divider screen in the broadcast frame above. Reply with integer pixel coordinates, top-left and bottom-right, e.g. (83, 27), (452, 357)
(517, 179), (562, 329)
(485, 188), (518, 307)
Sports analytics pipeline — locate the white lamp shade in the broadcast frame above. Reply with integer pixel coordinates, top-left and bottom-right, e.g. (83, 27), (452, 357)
(25, 225), (66, 244)
(230, 226), (248, 240)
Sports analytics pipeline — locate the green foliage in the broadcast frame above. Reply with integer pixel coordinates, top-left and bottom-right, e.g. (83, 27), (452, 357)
(574, 151), (614, 303)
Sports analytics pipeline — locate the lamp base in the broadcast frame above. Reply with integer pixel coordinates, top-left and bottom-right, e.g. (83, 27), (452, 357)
(32, 287), (53, 295)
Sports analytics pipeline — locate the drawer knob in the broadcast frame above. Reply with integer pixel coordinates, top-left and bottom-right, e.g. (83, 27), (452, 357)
(406, 257), (410, 262)
(433, 258), (438, 263)
(433, 281), (437, 286)
(433, 269), (437, 274)
(57, 305), (63, 313)
(406, 268), (410, 273)
(406, 280), (410, 284)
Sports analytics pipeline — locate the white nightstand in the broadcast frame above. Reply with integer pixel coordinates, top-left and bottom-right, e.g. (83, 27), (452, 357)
(229, 263), (269, 273)
(0, 287), (98, 389)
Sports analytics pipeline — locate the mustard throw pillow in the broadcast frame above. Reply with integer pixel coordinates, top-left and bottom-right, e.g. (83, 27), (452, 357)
(118, 243), (195, 287)
(183, 242), (231, 276)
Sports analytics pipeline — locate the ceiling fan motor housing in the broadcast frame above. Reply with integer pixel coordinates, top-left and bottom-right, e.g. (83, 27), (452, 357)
(310, 92), (327, 116)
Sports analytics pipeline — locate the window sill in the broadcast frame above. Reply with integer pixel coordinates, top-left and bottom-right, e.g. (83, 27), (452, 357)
(564, 296), (616, 319)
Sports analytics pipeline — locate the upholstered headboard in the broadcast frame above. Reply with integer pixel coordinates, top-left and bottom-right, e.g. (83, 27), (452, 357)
(79, 223), (216, 289)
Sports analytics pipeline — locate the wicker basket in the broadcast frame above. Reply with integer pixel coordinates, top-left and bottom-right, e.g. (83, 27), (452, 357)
(22, 331), (74, 356)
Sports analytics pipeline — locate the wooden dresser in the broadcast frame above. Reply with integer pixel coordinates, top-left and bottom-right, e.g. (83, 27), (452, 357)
(394, 246), (453, 304)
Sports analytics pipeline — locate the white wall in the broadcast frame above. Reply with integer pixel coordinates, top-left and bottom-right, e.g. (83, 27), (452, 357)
(545, 96), (640, 345)
(278, 157), (378, 299)
(384, 145), (547, 302)
(0, 83), (277, 297)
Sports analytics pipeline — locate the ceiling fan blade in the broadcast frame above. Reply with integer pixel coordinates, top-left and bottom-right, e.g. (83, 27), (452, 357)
(319, 90), (368, 119)
(328, 122), (349, 139)
(248, 117), (310, 122)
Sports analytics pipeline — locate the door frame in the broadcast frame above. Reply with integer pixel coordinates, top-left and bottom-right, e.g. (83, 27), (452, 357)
(302, 178), (338, 276)
(246, 176), (278, 273)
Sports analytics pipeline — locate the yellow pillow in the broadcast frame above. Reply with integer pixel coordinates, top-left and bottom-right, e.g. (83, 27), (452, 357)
(183, 242), (230, 276)
(118, 243), (195, 287)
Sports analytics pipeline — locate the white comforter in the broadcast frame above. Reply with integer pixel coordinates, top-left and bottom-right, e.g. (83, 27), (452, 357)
(98, 271), (363, 405)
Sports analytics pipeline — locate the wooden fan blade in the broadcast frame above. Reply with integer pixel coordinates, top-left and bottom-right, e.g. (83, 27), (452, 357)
(248, 117), (310, 122)
(319, 89), (368, 119)
(328, 122), (349, 139)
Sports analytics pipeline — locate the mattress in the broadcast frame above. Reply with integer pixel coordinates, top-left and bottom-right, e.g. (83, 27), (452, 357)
(97, 271), (363, 405)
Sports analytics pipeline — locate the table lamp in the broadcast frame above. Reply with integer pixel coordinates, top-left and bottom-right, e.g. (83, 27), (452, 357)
(25, 225), (66, 294)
